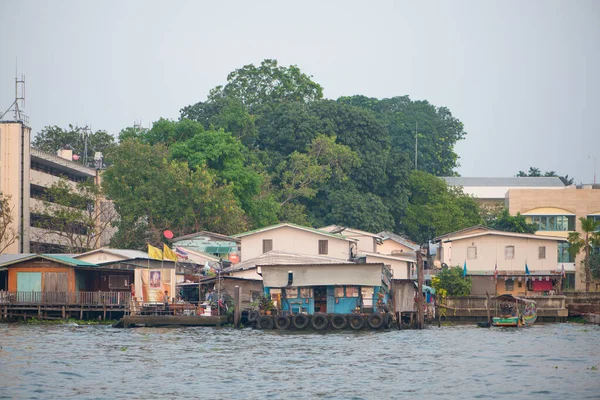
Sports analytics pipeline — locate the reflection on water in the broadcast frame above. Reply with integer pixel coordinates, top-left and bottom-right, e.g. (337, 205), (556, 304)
(0, 323), (598, 399)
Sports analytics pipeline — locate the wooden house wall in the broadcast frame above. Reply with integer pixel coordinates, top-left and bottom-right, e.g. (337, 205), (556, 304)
(8, 261), (75, 292)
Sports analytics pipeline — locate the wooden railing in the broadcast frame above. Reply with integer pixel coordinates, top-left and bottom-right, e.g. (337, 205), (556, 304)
(0, 291), (131, 306)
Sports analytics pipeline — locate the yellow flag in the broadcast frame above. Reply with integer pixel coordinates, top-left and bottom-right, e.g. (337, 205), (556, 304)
(148, 244), (163, 260)
(163, 244), (178, 262)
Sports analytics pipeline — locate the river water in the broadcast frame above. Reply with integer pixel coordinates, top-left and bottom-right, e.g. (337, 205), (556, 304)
(0, 323), (598, 399)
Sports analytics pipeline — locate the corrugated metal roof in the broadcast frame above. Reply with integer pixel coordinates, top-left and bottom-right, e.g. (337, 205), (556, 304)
(233, 223), (356, 241)
(42, 254), (99, 267)
(443, 177), (566, 187)
(75, 248), (151, 260)
(223, 250), (353, 273)
(0, 254), (99, 268)
(378, 231), (420, 250)
(0, 254), (36, 267)
(171, 231), (240, 243)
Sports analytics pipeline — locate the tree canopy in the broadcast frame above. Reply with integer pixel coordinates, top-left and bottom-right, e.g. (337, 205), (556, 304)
(70, 59), (476, 248)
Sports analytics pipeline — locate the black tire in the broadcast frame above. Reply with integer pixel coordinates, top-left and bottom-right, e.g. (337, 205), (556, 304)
(330, 314), (347, 330)
(310, 313), (328, 330)
(274, 315), (291, 330)
(348, 314), (365, 330)
(248, 310), (260, 322)
(367, 313), (384, 329)
(292, 314), (310, 330)
(257, 315), (274, 330)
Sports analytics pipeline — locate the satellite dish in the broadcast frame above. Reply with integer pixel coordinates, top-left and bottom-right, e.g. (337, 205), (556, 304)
(163, 230), (174, 239)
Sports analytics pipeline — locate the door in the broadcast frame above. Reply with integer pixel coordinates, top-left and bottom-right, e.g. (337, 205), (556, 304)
(314, 286), (327, 313)
(43, 272), (68, 303)
(17, 272), (42, 303)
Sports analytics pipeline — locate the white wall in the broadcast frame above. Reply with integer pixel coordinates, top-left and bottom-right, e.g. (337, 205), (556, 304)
(240, 226), (351, 261)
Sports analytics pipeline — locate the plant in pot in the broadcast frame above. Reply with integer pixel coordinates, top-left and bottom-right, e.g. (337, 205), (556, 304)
(259, 295), (275, 316)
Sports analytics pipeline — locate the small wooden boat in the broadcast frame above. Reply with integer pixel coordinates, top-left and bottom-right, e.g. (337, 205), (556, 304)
(492, 294), (537, 327)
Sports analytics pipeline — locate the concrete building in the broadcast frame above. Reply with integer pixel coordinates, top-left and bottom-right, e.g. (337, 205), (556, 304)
(507, 185), (600, 290)
(0, 120), (110, 254)
(443, 177), (567, 206)
(435, 228), (566, 296)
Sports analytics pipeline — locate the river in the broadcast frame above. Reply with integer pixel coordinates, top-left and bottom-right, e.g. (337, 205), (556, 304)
(0, 323), (598, 399)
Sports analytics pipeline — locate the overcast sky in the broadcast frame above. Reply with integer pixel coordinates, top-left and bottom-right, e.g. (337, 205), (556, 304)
(1, 0), (598, 182)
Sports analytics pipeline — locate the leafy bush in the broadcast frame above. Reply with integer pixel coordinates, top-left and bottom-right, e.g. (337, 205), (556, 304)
(435, 266), (472, 296)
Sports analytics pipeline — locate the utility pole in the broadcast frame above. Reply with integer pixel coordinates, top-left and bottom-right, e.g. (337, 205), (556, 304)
(416, 246), (424, 329)
(414, 122), (418, 170)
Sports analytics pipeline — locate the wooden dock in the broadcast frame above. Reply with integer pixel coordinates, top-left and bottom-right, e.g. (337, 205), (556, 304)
(117, 315), (228, 328)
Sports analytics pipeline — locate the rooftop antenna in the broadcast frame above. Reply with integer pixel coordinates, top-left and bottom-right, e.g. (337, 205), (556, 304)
(0, 73), (29, 126)
(81, 125), (92, 166)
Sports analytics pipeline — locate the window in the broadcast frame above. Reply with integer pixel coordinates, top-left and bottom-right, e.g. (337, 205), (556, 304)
(538, 246), (546, 259)
(505, 246), (515, 260)
(518, 281), (523, 288)
(334, 287), (344, 298)
(505, 279), (514, 291)
(558, 242), (575, 263)
(109, 275), (129, 289)
(346, 286), (359, 297)
(285, 287), (298, 298)
(318, 240), (328, 255)
(250, 291), (261, 303)
(262, 239), (273, 253)
(530, 215), (575, 231)
(467, 246), (477, 260)
(300, 288), (313, 298)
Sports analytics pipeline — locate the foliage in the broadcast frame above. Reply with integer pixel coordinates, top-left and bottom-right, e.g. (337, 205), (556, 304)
(32, 124), (116, 167)
(0, 193), (19, 253)
(568, 217), (600, 291)
(516, 167), (574, 185)
(590, 251), (600, 281)
(430, 276), (448, 304)
(487, 209), (538, 234)
(98, 59), (473, 246)
(338, 95), (467, 176)
(259, 294), (274, 311)
(208, 59), (323, 110)
(102, 140), (248, 249)
(435, 267), (472, 296)
(400, 171), (482, 244)
(30, 179), (117, 253)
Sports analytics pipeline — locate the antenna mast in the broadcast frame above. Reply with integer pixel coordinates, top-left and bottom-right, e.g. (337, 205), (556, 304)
(1, 74), (29, 126)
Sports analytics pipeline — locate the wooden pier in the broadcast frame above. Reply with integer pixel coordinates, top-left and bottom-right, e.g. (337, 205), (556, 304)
(117, 315), (228, 328)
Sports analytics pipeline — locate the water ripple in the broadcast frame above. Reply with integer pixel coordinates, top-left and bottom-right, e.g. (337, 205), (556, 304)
(0, 323), (598, 399)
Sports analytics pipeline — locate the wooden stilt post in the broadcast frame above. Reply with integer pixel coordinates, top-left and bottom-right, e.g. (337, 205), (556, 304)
(486, 291), (492, 328)
(103, 306), (106, 321)
(62, 306), (66, 320)
(416, 246), (424, 330)
(80, 308), (83, 320)
(234, 285), (241, 328)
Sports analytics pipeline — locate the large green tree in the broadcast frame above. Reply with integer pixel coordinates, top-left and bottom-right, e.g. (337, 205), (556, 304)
(102, 140), (248, 249)
(400, 171), (482, 243)
(568, 217), (600, 292)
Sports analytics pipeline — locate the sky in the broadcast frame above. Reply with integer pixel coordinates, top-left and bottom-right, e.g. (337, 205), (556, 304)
(1, 0), (598, 183)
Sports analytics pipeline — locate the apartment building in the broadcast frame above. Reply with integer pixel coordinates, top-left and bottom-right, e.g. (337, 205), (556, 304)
(507, 185), (600, 290)
(0, 120), (111, 254)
